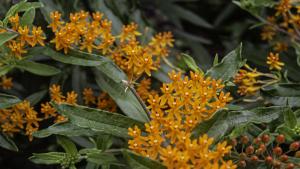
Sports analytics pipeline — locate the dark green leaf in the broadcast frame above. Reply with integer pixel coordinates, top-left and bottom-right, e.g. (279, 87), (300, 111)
(181, 53), (202, 73)
(16, 60), (61, 76)
(57, 136), (78, 155)
(33, 123), (100, 138)
(261, 83), (300, 97)
(25, 89), (47, 106)
(192, 106), (284, 141)
(0, 32), (18, 47)
(86, 152), (120, 166)
(52, 103), (145, 138)
(0, 134), (18, 151)
(283, 107), (297, 129)
(123, 149), (166, 169)
(0, 65), (14, 77)
(94, 69), (149, 122)
(20, 7), (35, 26)
(276, 125), (298, 142)
(205, 43), (244, 82)
(29, 152), (66, 165)
(0, 93), (21, 109)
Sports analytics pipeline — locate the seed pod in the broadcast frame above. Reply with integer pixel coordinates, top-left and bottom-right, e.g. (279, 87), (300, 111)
(276, 134), (285, 144)
(246, 145), (254, 154)
(286, 163), (295, 169)
(241, 136), (249, 144)
(239, 160), (246, 168)
(279, 154), (289, 162)
(265, 156), (273, 164)
(289, 142), (300, 151)
(273, 146), (283, 156)
(262, 134), (270, 143)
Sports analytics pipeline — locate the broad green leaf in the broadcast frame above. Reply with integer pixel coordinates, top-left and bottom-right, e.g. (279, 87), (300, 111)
(52, 103), (145, 138)
(192, 106), (284, 141)
(261, 83), (300, 97)
(0, 32), (18, 47)
(0, 93), (21, 109)
(0, 65), (14, 77)
(20, 7), (35, 26)
(205, 43), (244, 82)
(94, 69), (150, 122)
(181, 53), (202, 73)
(86, 152), (120, 166)
(0, 134), (18, 151)
(123, 149), (166, 169)
(16, 60), (61, 76)
(29, 152), (66, 165)
(283, 108), (297, 129)
(33, 123), (100, 138)
(233, 0), (276, 16)
(25, 89), (47, 106)
(57, 136), (78, 155)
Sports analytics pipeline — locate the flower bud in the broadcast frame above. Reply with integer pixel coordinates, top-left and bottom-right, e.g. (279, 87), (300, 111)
(241, 136), (249, 144)
(273, 146), (283, 156)
(246, 145), (254, 154)
(276, 134), (285, 144)
(251, 155), (259, 162)
(279, 154), (288, 162)
(286, 163), (295, 169)
(262, 134), (270, 143)
(239, 160), (246, 168)
(265, 156), (273, 164)
(289, 142), (300, 151)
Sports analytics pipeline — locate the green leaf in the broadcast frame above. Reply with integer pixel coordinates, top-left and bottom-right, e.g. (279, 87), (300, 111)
(261, 83), (300, 97)
(0, 32), (18, 47)
(123, 149), (166, 169)
(25, 89), (47, 106)
(94, 69), (149, 122)
(170, 4), (213, 29)
(3, 1), (43, 26)
(205, 43), (244, 82)
(57, 136), (78, 155)
(181, 53), (202, 73)
(0, 65), (14, 77)
(276, 125), (298, 142)
(0, 134), (18, 151)
(0, 93), (21, 109)
(86, 152), (120, 166)
(33, 123), (100, 138)
(20, 7), (35, 26)
(233, 0), (276, 17)
(192, 106), (284, 141)
(16, 60), (61, 76)
(213, 54), (219, 66)
(283, 108), (297, 129)
(292, 41), (300, 67)
(52, 103), (145, 138)
(29, 152), (66, 165)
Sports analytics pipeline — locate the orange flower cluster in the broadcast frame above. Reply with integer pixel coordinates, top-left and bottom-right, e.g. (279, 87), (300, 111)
(0, 100), (41, 141)
(41, 84), (78, 123)
(261, 0), (300, 51)
(5, 13), (46, 59)
(136, 78), (157, 101)
(0, 76), (13, 90)
(128, 72), (235, 169)
(82, 88), (117, 112)
(266, 52), (284, 70)
(48, 11), (174, 78)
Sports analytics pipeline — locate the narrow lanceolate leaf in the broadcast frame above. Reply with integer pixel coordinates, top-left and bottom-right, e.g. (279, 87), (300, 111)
(283, 107), (297, 129)
(86, 152), (120, 166)
(123, 149), (166, 169)
(0, 32), (18, 47)
(29, 152), (66, 165)
(292, 41), (300, 67)
(94, 69), (150, 122)
(52, 103), (145, 138)
(261, 83), (300, 97)
(205, 43), (244, 82)
(20, 7), (35, 26)
(192, 106), (284, 141)
(33, 123), (100, 138)
(0, 65), (14, 77)
(0, 93), (21, 109)
(182, 53), (202, 73)
(0, 134), (18, 151)
(16, 60), (61, 76)
(57, 136), (78, 155)
(25, 89), (47, 106)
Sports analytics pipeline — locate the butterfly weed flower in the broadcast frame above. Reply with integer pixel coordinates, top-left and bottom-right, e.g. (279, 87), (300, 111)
(48, 11), (174, 79)
(0, 76), (13, 89)
(266, 52), (285, 71)
(82, 88), (96, 105)
(128, 71), (236, 169)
